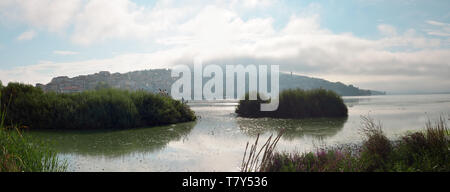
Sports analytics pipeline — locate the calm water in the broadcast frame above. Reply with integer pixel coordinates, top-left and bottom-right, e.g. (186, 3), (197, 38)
(28, 94), (450, 171)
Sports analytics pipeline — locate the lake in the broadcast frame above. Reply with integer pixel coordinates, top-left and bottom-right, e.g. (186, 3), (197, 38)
(28, 94), (450, 171)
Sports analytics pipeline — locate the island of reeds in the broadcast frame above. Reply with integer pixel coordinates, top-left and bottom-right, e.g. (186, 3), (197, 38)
(236, 89), (348, 118)
(0, 83), (196, 130)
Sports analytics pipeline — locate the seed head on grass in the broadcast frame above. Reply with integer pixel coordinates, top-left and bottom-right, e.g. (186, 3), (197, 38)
(359, 115), (392, 171)
(241, 129), (285, 172)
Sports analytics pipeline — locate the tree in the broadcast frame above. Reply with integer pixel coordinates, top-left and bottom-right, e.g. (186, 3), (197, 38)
(95, 81), (111, 90)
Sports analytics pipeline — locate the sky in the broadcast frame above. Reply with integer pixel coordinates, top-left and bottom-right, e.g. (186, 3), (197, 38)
(0, 0), (449, 93)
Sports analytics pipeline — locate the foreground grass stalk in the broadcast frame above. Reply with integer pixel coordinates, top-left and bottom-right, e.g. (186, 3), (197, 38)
(241, 129), (285, 172)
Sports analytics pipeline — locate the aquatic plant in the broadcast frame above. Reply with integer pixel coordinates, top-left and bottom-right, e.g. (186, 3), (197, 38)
(0, 90), (67, 172)
(390, 117), (449, 172)
(0, 83), (196, 130)
(252, 116), (450, 172)
(359, 115), (392, 171)
(262, 148), (361, 172)
(241, 129), (285, 172)
(236, 89), (348, 119)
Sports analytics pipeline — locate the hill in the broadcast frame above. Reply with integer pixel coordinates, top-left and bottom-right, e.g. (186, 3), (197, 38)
(36, 69), (385, 96)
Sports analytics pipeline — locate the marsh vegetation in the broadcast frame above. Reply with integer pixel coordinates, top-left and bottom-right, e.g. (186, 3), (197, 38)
(0, 83), (196, 130)
(0, 90), (67, 172)
(253, 116), (450, 172)
(236, 89), (348, 119)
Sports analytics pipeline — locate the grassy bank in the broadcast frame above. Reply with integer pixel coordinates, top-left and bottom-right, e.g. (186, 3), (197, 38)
(1, 91), (67, 172)
(244, 116), (449, 172)
(236, 89), (348, 118)
(0, 83), (196, 130)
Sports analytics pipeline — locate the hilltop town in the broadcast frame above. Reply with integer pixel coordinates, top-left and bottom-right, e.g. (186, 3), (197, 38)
(36, 69), (175, 94)
(36, 68), (385, 96)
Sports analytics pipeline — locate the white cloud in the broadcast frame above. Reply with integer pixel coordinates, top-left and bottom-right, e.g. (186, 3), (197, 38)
(426, 31), (450, 37)
(0, 0), (449, 93)
(234, 0), (277, 8)
(424, 20), (450, 37)
(426, 20), (448, 27)
(0, 0), (82, 32)
(53, 50), (79, 55)
(70, 0), (191, 45)
(16, 30), (36, 41)
(377, 29), (443, 49)
(378, 24), (397, 36)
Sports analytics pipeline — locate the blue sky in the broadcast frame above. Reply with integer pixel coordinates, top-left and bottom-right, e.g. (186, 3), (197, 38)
(0, 0), (449, 93)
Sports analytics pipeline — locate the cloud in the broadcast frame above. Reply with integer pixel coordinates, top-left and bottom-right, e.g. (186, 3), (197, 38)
(378, 24), (397, 36)
(70, 0), (191, 45)
(232, 0), (277, 8)
(16, 30), (36, 41)
(0, 0), (82, 32)
(378, 29), (443, 49)
(424, 20), (450, 37)
(426, 20), (448, 27)
(53, 50), (79, 55)
(0, 0), (449, 93)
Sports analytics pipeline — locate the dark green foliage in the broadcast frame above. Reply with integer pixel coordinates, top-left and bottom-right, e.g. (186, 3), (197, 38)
(131, 91), (195, 126)
(236, 89), (348, 118)
(359, 116), (392, 171)
(0, 130), (67, 172)
(390, 118), (450, 172)
(235, 92), (270, 118)
(95, 81), (111, 90)
(262, 148), (361, 172)
(0, 83), (196, 130)
(1, 90), (67, 172)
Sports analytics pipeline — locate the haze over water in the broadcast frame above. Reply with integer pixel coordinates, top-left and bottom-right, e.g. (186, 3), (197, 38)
(29, 94), (450, 171)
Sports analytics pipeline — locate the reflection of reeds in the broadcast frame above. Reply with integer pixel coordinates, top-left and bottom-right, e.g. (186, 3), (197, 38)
(241, 129), (285, 172)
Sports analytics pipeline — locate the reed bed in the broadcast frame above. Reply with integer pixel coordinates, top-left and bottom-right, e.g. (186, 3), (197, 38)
(246, 116), (450, 172)
(1, 91), (67, 172)
(236, 89), (348, 118)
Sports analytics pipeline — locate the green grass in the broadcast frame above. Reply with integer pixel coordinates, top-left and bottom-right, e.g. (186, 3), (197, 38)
(257, 116), (450, 172)
(236, 89), (348, 119)
(1, 90), (67, 172)
(0, 130), (67, 172)
(0, 82), (196, 130)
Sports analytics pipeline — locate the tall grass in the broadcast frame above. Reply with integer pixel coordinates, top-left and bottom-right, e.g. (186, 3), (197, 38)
(0, 90), (67, 172)
(251, 115), (450, 172)
(261, 148), (361, 172)
(358, 116), (392, 171)
(390, 117), (450, 171)
(241, 130), (285, 172)
(0, 83), (196, 130)
(236, 89), (348, 118)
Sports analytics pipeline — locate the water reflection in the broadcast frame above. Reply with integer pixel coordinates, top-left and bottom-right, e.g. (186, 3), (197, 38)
(343, 97), (372, 107)
(23, 94), (450, 171)
(236, 117), (347, 140)
(28, 122), (196, 157)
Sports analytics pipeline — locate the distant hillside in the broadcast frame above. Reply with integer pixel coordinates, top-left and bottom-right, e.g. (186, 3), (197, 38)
(36, 69), (385, 96)
(279, 73), (385, 96)
(37, 69), (174, 94)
